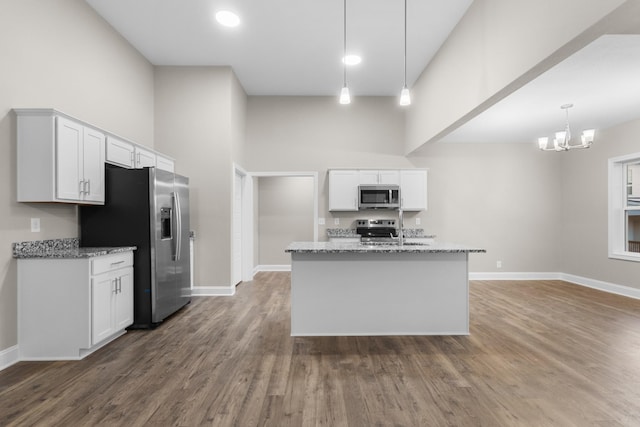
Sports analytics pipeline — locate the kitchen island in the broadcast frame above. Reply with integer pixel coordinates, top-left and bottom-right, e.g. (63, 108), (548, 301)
(285, 241), (485, 336)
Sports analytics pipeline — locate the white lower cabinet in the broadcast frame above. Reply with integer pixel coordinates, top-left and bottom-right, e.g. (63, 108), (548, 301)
(91, 259), (133, 345)
(17, 251), (134, 360)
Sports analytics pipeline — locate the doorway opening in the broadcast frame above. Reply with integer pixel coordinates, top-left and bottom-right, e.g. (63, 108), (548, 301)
(232, 167), (318, 282)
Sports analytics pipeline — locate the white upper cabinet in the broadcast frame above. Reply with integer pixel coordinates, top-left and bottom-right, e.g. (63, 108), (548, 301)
(55, 117), (105, 203)
(107, 135), (175, 172)
(134, 146), (156, 168)
(328, 170), (360, 211)
(17, 109), (178, 205)
(400, 169), (428, 211)
(17, 109), (105, 205)
(81, 127), (106, 203)
(55, 117), (83, 201)
(328, 168), (428, 211)
(359, 170), (400, 185)
(106, 136), (135, 168)
(155, 154), (175, 172)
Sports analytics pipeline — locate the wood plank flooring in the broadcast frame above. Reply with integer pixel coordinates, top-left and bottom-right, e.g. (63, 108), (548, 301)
(2, 273), (640, 426)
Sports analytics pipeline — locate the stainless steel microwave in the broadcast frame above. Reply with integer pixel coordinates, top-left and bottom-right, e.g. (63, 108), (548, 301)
(358, 184), (400, 210)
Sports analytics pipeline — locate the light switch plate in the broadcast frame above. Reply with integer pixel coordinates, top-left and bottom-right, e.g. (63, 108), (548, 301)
(415, 218), (421, 225)
(318, 217), (325, 225)
(334, 218), (340, 225)
(31, 218), (40, 232)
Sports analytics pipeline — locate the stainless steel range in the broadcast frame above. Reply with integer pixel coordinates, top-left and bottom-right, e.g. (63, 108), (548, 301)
(356, 219), (398, 243)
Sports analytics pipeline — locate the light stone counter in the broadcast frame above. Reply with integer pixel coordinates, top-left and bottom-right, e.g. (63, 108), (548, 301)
(286, 241), (484, 254)
(12, 238), (136, 259)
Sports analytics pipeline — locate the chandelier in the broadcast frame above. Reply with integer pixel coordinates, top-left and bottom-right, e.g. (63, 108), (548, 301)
(538, 104), (595, 151)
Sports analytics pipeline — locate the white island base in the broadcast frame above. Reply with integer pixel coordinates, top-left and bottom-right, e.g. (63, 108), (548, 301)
(289, 250), (472, 336)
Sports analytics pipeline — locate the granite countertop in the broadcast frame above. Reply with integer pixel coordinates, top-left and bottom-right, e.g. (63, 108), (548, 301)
(326, 228), (360, 238)
(13, 238), (136, 259)
(326, 228), (435, 239)
(286, 241), (485, 254)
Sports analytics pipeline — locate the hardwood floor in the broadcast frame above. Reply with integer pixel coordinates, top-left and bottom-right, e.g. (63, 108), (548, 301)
(2, 273), (640, 426)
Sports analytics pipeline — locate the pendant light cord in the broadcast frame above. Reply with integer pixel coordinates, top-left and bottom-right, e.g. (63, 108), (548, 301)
(343, 0), (347, 87)
(403, 0), (407, 88)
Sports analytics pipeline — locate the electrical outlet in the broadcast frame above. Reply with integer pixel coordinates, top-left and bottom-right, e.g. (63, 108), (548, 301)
(415, 217), (421, 225)
(318, 217), (325, 225)
(334, 218), (340, 225)
(496, 260), (502, 269)
(31, 218), (40, 232)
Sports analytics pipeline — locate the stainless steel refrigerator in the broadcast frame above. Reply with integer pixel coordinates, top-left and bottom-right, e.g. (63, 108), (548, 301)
(80, 166), (191, 328)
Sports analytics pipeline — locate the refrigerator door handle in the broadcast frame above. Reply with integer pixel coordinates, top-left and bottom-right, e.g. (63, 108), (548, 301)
(173, 191), (182, 261)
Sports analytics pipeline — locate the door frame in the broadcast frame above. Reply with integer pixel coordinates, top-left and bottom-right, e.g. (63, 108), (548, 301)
(232, 166), (319, 282)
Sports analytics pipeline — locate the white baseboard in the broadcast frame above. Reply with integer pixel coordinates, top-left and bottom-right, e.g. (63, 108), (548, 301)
(470, 272), (563, 281)
(255, 264), (291, 272)
(470, 271), (640, 300)
(191, 286), (236, 296)
(0, 345), (19, 371)
(561, 273), (640, 300)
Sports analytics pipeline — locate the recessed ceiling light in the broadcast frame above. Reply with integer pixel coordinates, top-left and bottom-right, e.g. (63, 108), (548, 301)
(342, 55), (362, 66)
(215, 10), (240, 28)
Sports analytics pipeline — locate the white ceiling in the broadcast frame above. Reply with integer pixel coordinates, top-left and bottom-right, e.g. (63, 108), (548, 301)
(86, 1), (640, 146)
(86, 0), (473, 96)
(440, 35), (640, 144)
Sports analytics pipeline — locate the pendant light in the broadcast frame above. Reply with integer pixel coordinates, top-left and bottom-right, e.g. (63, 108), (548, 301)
(339, 0), (351, 105)
(399, 0), (411, 106)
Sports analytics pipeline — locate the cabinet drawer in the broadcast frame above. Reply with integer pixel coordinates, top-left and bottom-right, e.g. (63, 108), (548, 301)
(92, 252), (133, 275)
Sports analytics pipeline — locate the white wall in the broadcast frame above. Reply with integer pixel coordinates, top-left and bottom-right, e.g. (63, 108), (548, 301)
(0, 0), (154, 356)
(246, 96), (564, 274)
(246, 96), (410, 235)
(561, 117), (640, 289)
(410, 143), (563, 273)
(257, 177), (315, 266)
(154, 66), (247, 290)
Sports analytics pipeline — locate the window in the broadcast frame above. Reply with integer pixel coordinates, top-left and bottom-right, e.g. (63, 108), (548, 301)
(609, 153), (640, 261)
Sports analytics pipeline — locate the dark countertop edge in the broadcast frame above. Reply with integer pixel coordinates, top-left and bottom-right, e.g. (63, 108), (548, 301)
(14, 246), (137, 259)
